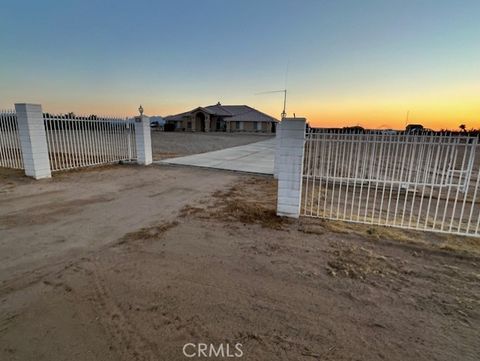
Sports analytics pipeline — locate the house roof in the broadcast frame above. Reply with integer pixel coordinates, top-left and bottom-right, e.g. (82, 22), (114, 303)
(165, 103), (278, 123)
(164, 111), (190, 121)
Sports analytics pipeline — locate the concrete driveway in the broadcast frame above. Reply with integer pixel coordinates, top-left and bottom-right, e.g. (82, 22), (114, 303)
(158, 138), (275, 175)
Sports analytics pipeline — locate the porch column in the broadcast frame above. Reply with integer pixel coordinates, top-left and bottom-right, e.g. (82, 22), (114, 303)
(205, 114), (210, 132)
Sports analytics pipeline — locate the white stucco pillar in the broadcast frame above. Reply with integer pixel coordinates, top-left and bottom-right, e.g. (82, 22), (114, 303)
(15, 103), (52, 179)
(276, 118), (306, 218)
(273, 121), (282, 179)
(134, 115), (152, 165)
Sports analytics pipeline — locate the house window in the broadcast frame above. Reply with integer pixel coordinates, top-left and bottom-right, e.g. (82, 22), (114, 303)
(236, 121), (241, 130)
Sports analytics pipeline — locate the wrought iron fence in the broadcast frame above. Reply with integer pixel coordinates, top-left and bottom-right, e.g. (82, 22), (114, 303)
(43, 114), (136, 171)
(0, 110), (23, 169)
(302, 130), (480, 237)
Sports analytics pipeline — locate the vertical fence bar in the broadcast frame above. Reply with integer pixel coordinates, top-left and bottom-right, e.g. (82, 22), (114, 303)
(39, 113), (138, 172)
(299, 129), (480, 237)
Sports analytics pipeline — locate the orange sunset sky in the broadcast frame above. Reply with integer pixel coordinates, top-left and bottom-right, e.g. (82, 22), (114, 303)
(1, 1), (479, 130)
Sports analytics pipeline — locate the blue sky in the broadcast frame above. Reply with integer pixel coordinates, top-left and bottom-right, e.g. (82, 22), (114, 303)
(1, 0), (479, 128)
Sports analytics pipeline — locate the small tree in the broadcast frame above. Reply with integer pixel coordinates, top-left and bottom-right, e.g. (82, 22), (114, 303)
(459, 124), (467, 132)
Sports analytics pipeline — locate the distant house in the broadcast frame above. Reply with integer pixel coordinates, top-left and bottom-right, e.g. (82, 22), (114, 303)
(406, 124), (424, 133)
(149, 116), (165, 129)
(164, 102), (278, 133)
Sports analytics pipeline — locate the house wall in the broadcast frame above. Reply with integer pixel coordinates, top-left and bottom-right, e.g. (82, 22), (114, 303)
(243, 121), (254, 131)
(173, 118), (275, 133)
(226, 121), (275, 133)
(210, 116), (226, 131)
(173, 118), (192, 131)
(229, 121), (243, 132)
(227, 121), (242, 132)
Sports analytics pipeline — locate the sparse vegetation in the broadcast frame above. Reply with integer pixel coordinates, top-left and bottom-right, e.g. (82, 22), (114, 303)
(326, 243), (393, 280)
(117, 221), (178, 244)
(210, 177), (289, 229)
(299, 217), (480, 257)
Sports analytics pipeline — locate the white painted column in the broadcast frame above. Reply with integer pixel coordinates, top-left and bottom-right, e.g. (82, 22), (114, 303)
(134, 115), (152, 165)
(15, 103), (51, 179)
(276, 117), (306, 218)
(273, 121), (282, 179)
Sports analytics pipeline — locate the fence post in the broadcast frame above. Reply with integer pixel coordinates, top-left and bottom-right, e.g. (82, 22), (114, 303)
(276, 117), (306, 218)
(273, 121), (282, 179)
(14, 103), (52, 179)
(134, 115), (152, 165)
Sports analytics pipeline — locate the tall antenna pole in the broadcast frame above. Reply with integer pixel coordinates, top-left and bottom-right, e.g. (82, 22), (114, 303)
(255, 89), (287, 119)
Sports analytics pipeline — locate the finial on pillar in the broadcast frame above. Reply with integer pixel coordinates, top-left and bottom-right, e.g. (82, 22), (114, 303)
(138, 105), (144, 116)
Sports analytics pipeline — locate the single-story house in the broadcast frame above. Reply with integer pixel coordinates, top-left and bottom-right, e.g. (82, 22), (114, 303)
(164, 103), (278, 133)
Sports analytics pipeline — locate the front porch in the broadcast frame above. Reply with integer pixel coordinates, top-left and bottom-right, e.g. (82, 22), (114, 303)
(191, 111), (226, 132)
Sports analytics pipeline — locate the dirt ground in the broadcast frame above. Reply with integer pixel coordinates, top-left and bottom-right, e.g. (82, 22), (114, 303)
(150, 132), (273, 160)
(0, 165), (479, 361)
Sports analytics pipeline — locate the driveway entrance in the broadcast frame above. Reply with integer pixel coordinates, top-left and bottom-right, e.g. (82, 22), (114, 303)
(158, 138), (275, 175)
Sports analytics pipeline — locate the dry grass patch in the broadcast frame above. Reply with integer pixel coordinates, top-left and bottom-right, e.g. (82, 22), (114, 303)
(300, 218), (417, 243)
(326, 242), (397, 280)
(118, 221), (178, 245)
(0, 167), (25, 180)
(177, 176), (289, 229)
(300, 217), (480, 257)
(153, 152), (178, 160)
(210, 177), (289, 229)
(52, 163), (126, 179)
(0, 168), (30, 193)
(178, 205), (205, 218)
(437, 236), (480, 256)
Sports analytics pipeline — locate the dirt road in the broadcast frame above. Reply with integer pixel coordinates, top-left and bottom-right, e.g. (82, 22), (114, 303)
(0, 166), (479, 361)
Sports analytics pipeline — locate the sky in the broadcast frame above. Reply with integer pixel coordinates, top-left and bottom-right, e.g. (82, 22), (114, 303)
(1, 0), (479, 130)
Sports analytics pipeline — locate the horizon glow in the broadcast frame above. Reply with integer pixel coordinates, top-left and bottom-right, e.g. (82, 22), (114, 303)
(1, 0), (479, 130)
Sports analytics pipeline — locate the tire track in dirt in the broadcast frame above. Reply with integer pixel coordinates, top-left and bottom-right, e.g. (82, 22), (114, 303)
(0, 257), (83, 297)
(89, 265), (159, 361)
(0, 225), (147, 297)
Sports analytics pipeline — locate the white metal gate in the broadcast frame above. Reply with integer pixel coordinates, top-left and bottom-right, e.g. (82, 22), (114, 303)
(43, 114), (136, 171)
(0, 110), (23, 169)
(302, 130), (480, 237)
